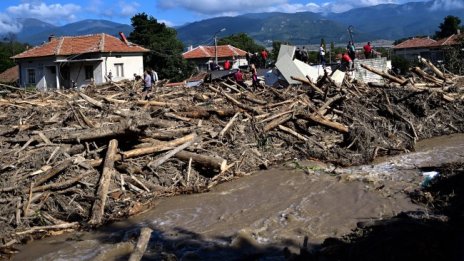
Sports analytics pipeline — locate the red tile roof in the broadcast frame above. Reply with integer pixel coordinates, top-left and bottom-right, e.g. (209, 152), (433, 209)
(183, 45), (247, 59)
(393, 37), (437, 49)
(12, 33), (149, 59)
(429, 33), (463, 47)
(0, 65), (18, 83)
(393, 34), (463, 49)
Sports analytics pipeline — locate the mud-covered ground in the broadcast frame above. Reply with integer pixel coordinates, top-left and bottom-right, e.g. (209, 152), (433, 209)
(293, 162), (464, 261)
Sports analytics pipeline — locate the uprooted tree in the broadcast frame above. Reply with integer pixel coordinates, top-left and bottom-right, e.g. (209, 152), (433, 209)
(128, 13), (194, 81)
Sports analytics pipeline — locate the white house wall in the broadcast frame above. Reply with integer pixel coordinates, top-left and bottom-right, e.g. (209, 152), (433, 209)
(103, 54), (144, 82)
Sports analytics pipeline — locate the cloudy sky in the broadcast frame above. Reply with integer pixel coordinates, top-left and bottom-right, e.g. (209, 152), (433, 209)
(0, 0), (460, 33)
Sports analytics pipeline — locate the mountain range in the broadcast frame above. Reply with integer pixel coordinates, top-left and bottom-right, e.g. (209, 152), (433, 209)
(8, 0), (464, 47)
(13, 19), (133, 46)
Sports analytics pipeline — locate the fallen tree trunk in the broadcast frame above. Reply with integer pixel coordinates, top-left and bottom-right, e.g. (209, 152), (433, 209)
(89, 139), (118, 226)
(420, 57), (445, 80)
(128, 227), (153, 261)
(297, 113), (349, 133)
(361, 64), (407, 85)
(148, 136), (196, 169)
(122, 133), (197, 160)
(175, 151), (227, 172)
(263, 114), (293, 132)
(291, 76), (324, 95)
(87, 133), (197, 167)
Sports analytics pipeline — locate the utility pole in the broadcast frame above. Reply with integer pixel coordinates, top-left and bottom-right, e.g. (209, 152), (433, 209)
(214, 28), (226, 66)
(347, 25), (354, 44)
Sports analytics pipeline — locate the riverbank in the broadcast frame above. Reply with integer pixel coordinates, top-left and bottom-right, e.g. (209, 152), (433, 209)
(10, 134), (464, 260)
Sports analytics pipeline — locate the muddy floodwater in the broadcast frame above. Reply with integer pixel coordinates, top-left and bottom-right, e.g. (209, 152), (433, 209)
(14, 134), (464, 260)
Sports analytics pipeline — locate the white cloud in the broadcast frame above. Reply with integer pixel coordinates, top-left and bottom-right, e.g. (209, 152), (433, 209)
(119, 1), (140, 17)
(158, 19), (174, 27)
(157, 0), (409, 16)
(157, 0), (287, 14)
(430, 0), (464, 10)
(0, 13), (22, 34)
(87, 0), (140, 18)
(7, 2), (81, 23)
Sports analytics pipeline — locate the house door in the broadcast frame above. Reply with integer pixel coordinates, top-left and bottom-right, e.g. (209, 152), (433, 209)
(60, 65), (71, 89)
(45, 66), (57, 89)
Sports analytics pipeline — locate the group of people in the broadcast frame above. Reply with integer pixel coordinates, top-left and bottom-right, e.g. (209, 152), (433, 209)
(295, 47), (309, 63)
(233, 64), (258, 90)
(246, 49), (268, 69)
(139, 68), (158, 100)
(341, 41), (375, 71)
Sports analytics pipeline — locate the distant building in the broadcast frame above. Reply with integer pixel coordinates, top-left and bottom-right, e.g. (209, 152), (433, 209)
(11, 33), (149, 90)
(393, 32), (463, 64)
(183, 45), (247, 72)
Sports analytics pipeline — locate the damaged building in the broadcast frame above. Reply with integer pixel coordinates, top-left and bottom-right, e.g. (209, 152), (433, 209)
(11, 33), (148, 90)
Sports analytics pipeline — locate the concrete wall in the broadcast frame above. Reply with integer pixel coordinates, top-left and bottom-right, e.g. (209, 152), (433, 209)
(18, 60), (56, 90)
(353, 57), (391, 83)
(102, 54), (144, 82)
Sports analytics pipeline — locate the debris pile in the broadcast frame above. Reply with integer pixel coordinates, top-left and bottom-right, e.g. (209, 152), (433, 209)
(0, 57), (463, 253)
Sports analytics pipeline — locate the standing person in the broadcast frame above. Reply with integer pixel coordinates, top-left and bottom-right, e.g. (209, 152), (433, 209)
(363, 42), (373, 59)
(301, 46), (308, 63)
(250, 53), (256, 68)
(224, 60), (231, 70)
(347, 41), (356, 60)
(319, 44), (326, 66)
(260, 49), (268, 68)
(234, 68), (247, 89)
(150, 68), (158, 90)
(141, 69), (152, 100)
(107, 71), (113, 83)
(295, 47), (301, 60)
(250, 63), (259, 90)
(342, 52), (353, 71)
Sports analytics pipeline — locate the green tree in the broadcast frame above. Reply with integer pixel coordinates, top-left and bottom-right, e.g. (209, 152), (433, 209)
(217, 33), (264, 54)
(270, 40), (282, 62)
(443, 35), (464, 74)
(391, 55), (411, 75)
(0, 34), (27, 73)
(434, 15), (463, 39)
(128, 13), (194, 81)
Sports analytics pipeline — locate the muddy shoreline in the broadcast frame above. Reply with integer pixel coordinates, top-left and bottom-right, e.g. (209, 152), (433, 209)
(9, 134), (464, 260)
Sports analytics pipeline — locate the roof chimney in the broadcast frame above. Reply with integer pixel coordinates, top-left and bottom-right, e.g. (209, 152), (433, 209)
(457, 29), (461, 35)
(48, 34), (56, 42)
(119, 32), (130, 46)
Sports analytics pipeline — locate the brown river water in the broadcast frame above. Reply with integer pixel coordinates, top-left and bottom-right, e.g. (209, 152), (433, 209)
(13, 134), (464, 260)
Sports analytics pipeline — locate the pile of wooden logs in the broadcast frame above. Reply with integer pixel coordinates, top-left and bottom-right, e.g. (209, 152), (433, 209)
(0, 59), (463, 255)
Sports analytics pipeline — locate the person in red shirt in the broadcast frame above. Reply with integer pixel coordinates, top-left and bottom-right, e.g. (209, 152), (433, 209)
(234, 68), (247, 88)
(224, 60), (231, 70)
(363, 42), (373, 59)
(342, 52), (353, 71)
(260, 49), (268, 68)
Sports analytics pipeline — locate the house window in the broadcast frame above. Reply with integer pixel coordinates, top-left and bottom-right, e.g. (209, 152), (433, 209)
(115, 63), (124, 77)
(27, 69), (36, 84)
(85, 65), (94, 80)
